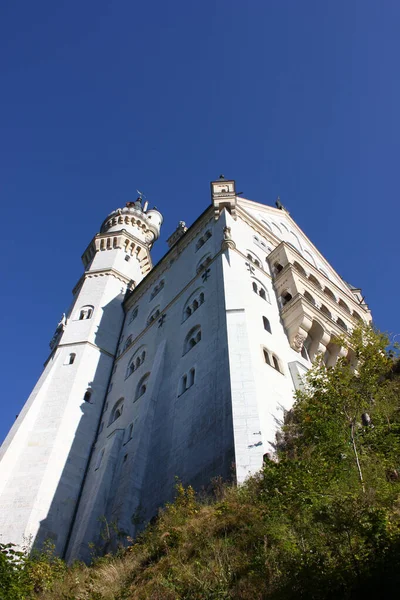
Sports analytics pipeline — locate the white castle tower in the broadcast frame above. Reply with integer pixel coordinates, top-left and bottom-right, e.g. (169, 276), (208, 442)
(0, 179), (371, 561)
(0, 198), (162, 555)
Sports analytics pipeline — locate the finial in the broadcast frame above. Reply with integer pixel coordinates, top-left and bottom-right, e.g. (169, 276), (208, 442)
(219, 174), (225, 180)
(275, 196), (286, 211)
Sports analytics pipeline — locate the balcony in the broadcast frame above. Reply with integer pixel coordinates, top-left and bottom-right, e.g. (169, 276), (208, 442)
(268, 242), (371, 364)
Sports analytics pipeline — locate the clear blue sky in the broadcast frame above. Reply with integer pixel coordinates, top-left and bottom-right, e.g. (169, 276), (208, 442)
(1, 0), (399, 443)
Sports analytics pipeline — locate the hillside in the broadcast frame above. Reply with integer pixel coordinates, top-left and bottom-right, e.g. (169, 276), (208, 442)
(2, 325), (400, 600)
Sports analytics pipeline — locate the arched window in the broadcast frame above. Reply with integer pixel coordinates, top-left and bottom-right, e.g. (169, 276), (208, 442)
(147, 306), (161, 326)
(272, 356), (281, 372)
(77, 305), (94, 320)
(320, 304), (332, 319)
(273, 262), (284, 276)
(135, 373), (150, 401)
(281, 291), (293, 306)
(183, 326), (202, 355)
(263, 316), (271, 333)
(308, 274), (321, 289)
(246, 250), (262, 269)
(263, 348), (282, 373)
(353, 311), (362, 321)
(252, 280), (270, 302)
(109, 398), (124, 426)
(338, 299), (351, 314)
(324, 287), (336, 301)
(196, 253), (212, 273)
(195, 230), (212, 251)
(293, 262), (307, 277)
(337, 317), (348, 331)
(304, 291), (316, 305)
(126, 346), (146, 378)
(182, 288), (205, 322)
(84, 390), (92, 402)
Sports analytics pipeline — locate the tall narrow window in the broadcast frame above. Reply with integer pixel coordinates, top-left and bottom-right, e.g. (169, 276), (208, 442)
(272, 356), (281, 372)
(66, 353), (76, 365)
(263, 316), (271, 333)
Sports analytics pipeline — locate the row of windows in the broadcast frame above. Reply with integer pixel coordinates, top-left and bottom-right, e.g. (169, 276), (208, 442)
(263, 348), (282, 373)
(252, 281), (270, 302)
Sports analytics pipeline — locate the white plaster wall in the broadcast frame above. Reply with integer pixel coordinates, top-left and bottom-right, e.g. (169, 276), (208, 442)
(0, 238), (149, 553)
(66, 215), (235, 561)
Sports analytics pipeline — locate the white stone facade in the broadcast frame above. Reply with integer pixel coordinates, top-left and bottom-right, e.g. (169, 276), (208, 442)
(0, 184), (371, 561)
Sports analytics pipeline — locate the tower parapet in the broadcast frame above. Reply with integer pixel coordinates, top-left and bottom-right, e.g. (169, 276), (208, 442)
(100, 199), (163, 245)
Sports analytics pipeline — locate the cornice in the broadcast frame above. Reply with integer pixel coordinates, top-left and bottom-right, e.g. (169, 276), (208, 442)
(72, 268), (133, 296)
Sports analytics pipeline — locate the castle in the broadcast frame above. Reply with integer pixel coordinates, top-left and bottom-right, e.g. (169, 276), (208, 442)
(0, 178), (371, 561)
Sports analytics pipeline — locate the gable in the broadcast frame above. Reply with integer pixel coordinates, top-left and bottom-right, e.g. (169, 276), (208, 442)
(237, 197), (352, 296)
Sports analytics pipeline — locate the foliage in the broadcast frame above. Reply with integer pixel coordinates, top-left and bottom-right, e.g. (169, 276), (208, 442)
(0, 540), (67, 600)
(4, 324), (400, 599)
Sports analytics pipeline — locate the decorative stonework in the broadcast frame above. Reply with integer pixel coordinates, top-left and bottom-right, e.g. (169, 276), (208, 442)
(292, 332), (306, 352)
(221, 226), (236, 250)
(211, 177), (237, 221)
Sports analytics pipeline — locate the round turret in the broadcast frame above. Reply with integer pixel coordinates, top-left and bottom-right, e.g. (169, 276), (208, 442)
(100, 200), (163, 247)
